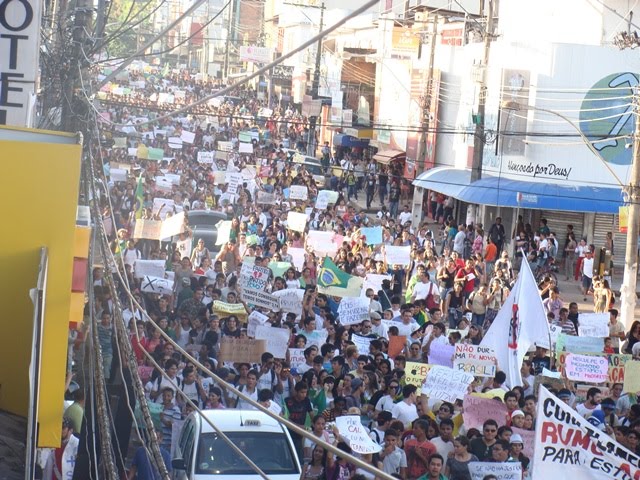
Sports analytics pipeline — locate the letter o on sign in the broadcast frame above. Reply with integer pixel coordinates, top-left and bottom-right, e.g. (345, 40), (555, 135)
(0, 0), (34, 31)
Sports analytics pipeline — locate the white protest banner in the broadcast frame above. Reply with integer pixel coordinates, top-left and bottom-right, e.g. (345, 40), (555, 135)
(352, 335), (373, 355)
(247, 310), (269, 337)
(273, 288), (305, 314)
(335, 416), (381, 454)
(110, 168), (128, 182)
(534, 385), (640, 480)
(215, 220), (233, 245)
(128, 147), (138, 157)
(226, 172), (243, 195)
(133, 260), (166, 279)
(134, 219), (162, 240)
(256, 191), (276, 204)
(152, 198), (175, 218)
(218, 141), (233, 152)
(239, 263), (271, 291)
(255, 325), (290, 359)
(168, 137), (183, 149)
(462, 395), (509, 430)
(289, 185), (308, 201)
(565, 353), (609, 383)
(360, 274), (392, 298)
(238, 142), (253, 153)
(141, 276), (174, 295)
(454, 344), (497, 377)
(337, 297), (370, 325)
(288, 348), (306, 370)
(558, 333), (604, 354)
(307, 230), (337, 255)
(181, 131), (195, 144)
(385, 246), (411, 266)
(241, 288), (281, 311)
(315, 190), (330, 209)
(422, 366), (473, 402)
(288, 247), (306, 271)
(164, 173), (181, 185)
(197, 151), (215, 164)
(468, 462), (521, 480)
(160, 212), (186, 239)
(429, 343), (455, 368)
(287, 212), (308, 233)
(155, 176), (173, 192)
(577, 312), (610, 338)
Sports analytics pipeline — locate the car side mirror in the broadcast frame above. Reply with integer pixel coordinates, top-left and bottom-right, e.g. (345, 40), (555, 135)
(172, 458), (186, 470)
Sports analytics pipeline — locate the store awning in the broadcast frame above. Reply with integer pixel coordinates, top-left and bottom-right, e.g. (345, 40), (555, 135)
(343, 127), (374, 139)
(412, 167), (623, 214)
(333, 133), (370, 148)
(373, 149), (406, 165)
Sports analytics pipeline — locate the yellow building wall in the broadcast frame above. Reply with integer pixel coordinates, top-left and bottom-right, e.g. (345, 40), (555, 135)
(0, 138), (81, 447)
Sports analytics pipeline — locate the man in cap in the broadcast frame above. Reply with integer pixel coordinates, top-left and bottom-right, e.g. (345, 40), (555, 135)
(42, 417), (79, 480)
(509, 434), (530, 472)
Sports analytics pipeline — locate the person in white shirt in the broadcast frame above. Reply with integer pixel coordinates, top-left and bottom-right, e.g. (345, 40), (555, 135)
(453, 225), (467, 256)
(576, 387), (602, 418)
(399, 205), (412, 225)
(581, 249), (595, 296)
(380, 428), (408, 478)
(430, 418), (455, 458)
(391, 384), (419, 425)
(396, 309), (420, 339)
(411, 271), (441, 304)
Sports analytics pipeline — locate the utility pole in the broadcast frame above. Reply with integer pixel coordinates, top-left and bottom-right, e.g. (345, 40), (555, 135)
(470, 0), (494, 183)
(223, 0), (236, 80)
(307, 1), (325, 157)
(416, 14), (438, 176)
(621, 88), (640, 329)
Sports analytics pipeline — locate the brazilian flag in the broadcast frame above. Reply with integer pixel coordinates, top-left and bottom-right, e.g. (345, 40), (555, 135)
(317, 257), (364, 298)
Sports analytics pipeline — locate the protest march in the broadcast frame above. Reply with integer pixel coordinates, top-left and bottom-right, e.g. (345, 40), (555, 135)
(55, 64), (640, 480)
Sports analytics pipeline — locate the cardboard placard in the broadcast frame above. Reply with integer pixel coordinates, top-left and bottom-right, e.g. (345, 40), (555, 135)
(462, 394), (509, 430)
(241, 288), (281, 311)
(454, 344), (497, 377)
(254, 325), (290, 359)
(272, 288), (305, 314)
(422, 366), (473, 402)
(219, 337), (266, 363)
(141, 276), (174, 295)
(337, 297), (370, 325)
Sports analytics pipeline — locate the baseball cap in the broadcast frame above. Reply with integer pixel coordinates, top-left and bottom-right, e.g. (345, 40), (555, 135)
(511, 409), (525, 418)
(510, 433), (523, 444)
(557, 389), (572, 400)
(601, 398), (616, 409)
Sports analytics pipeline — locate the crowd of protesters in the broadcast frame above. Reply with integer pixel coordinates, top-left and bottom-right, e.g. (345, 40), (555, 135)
(52, 66), (640, 480)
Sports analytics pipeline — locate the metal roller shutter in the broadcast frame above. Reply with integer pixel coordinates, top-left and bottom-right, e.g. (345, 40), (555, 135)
(540, 211), (585, 251)
(593, 213), (626, 269)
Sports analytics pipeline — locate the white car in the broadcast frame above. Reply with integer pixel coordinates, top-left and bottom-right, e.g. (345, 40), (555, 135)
(172, 410), (301, 480)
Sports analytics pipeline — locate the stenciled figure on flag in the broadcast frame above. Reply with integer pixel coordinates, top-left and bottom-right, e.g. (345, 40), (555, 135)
(508, 303), (520, 350)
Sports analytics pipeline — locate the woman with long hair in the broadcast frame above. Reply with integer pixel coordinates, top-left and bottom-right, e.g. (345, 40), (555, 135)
(446, 436), (478, 480)
(301, 445), (327, 480)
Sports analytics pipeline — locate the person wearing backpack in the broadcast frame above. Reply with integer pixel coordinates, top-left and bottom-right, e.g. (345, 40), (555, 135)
(256, 352), (283, 394)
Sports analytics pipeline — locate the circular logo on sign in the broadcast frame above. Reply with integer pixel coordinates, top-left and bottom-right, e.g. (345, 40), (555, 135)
(579, 72), (637, 165)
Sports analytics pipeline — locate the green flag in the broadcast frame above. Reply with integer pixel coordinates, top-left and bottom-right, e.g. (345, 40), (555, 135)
(135, 174), (144, 219)
(316, 257), (364, 298)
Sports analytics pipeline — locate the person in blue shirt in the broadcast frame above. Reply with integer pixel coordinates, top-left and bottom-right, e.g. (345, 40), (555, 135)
(127, 429), (172, 480)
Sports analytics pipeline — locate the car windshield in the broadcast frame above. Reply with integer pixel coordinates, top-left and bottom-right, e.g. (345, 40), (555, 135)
(304, 163), (322, 176)
(188, 212), (225, 227)
(196, 431), (298, 475)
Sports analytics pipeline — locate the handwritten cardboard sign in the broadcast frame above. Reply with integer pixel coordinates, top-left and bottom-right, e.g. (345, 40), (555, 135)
(212, 301), (247, 320)
(289, 185), (308, 201)
(219, 337), (266, 363)
(239, 263), (271, 291)
(565, 353), (609, 383)
(351, 334), (373, 355)
(404, 362), (432, 387)
(422, 366), (473, 402)
(273, 288), (304, 314)
(133, 259), (166, 279)
(577, 312), (610, 338)
(462, 395), (509, 430)
(335, 416), (382, 454)
(337, 297), (370, 325)
(255, 325), (290, 359)
(429, 343), (455, 368)
(141, 276), (174, 295)
(241, 288), (281, 311)
(468, 462), (521, 480)
(454, 344), (497, 377)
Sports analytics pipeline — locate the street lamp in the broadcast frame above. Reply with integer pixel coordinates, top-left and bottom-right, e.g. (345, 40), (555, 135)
(502, 100), (638, 328)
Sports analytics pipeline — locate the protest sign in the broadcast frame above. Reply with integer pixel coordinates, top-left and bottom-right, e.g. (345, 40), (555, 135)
(577, 312), (610, 338)
(307, 230), (338, 255)
(624, 361), (640, 393)
(133, 260), (166, 279)
(468, 462), (521, 480)
(388, 336), (406, 359)
(429, 343), (455, 368)
(140, 276), (174, 296)
(241, 288), (280, 311)
(219, 337), (266, 363)
(215, 221), (233, 245)
(385, 246), (411, 266)
(609, 354), (632, 383)
(255, 326), (290, 359)
(247, 310), (269, 337)
(288, 247), (306, 270)
(269, 261), (292, 278)
(181, 131), (195, 144)
(134, 219), (162, 240)
(155, 176), (173, 192)
(454, 344), (497, 377)
(511, 427), (535, 460)
(462, 395), (509, 430)
(315, 190), (330, 209)
(238, 142), (253, 153)
(226, 172), (243, 195)
(239, 263), (271, 291)
(337, 297), (370, 325)
(565, 353), (609, 383)
(288, 348), (306, 370)
(163, 173), (181, 186)
(212, 301), (247, 320)
(110, 168), (127, 183)
(360, 227), (383, 245)
(422, 366), (473, 402)
(168, 137), (182, 149)
(361, 274), (392, 298)
(152, 198), (175, 218)
(289, 185), (308, 201)
(287, 211), (308, 233)
(197, 151), (215, 164)
(352, 334), (373, 355)
(404, 362), (432, 387)
(273, 288), (305, 314)
(218, 141), (233, 152)
(534, 386), (640, 480)
(335, 416), (382, 454)
(557, 333), (604, 354)
(256, 190), (276, 204)
(159, 212), (186, 239)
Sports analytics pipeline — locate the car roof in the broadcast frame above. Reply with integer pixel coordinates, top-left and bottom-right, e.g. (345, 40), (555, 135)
(194, 410), (286, 434)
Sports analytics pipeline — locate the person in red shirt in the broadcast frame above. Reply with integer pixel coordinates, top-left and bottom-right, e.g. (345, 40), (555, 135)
(455, 259), (477, 299)
(404, 419), (437, 479)
(484, 238), (498, 275)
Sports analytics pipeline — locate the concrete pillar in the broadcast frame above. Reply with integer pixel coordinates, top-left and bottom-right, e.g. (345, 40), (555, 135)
(412, 187), (424, 227)
(584, 212), (596, 244)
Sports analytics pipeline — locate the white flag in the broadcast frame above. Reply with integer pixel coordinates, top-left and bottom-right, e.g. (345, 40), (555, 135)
(480, 259), (549, 387)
